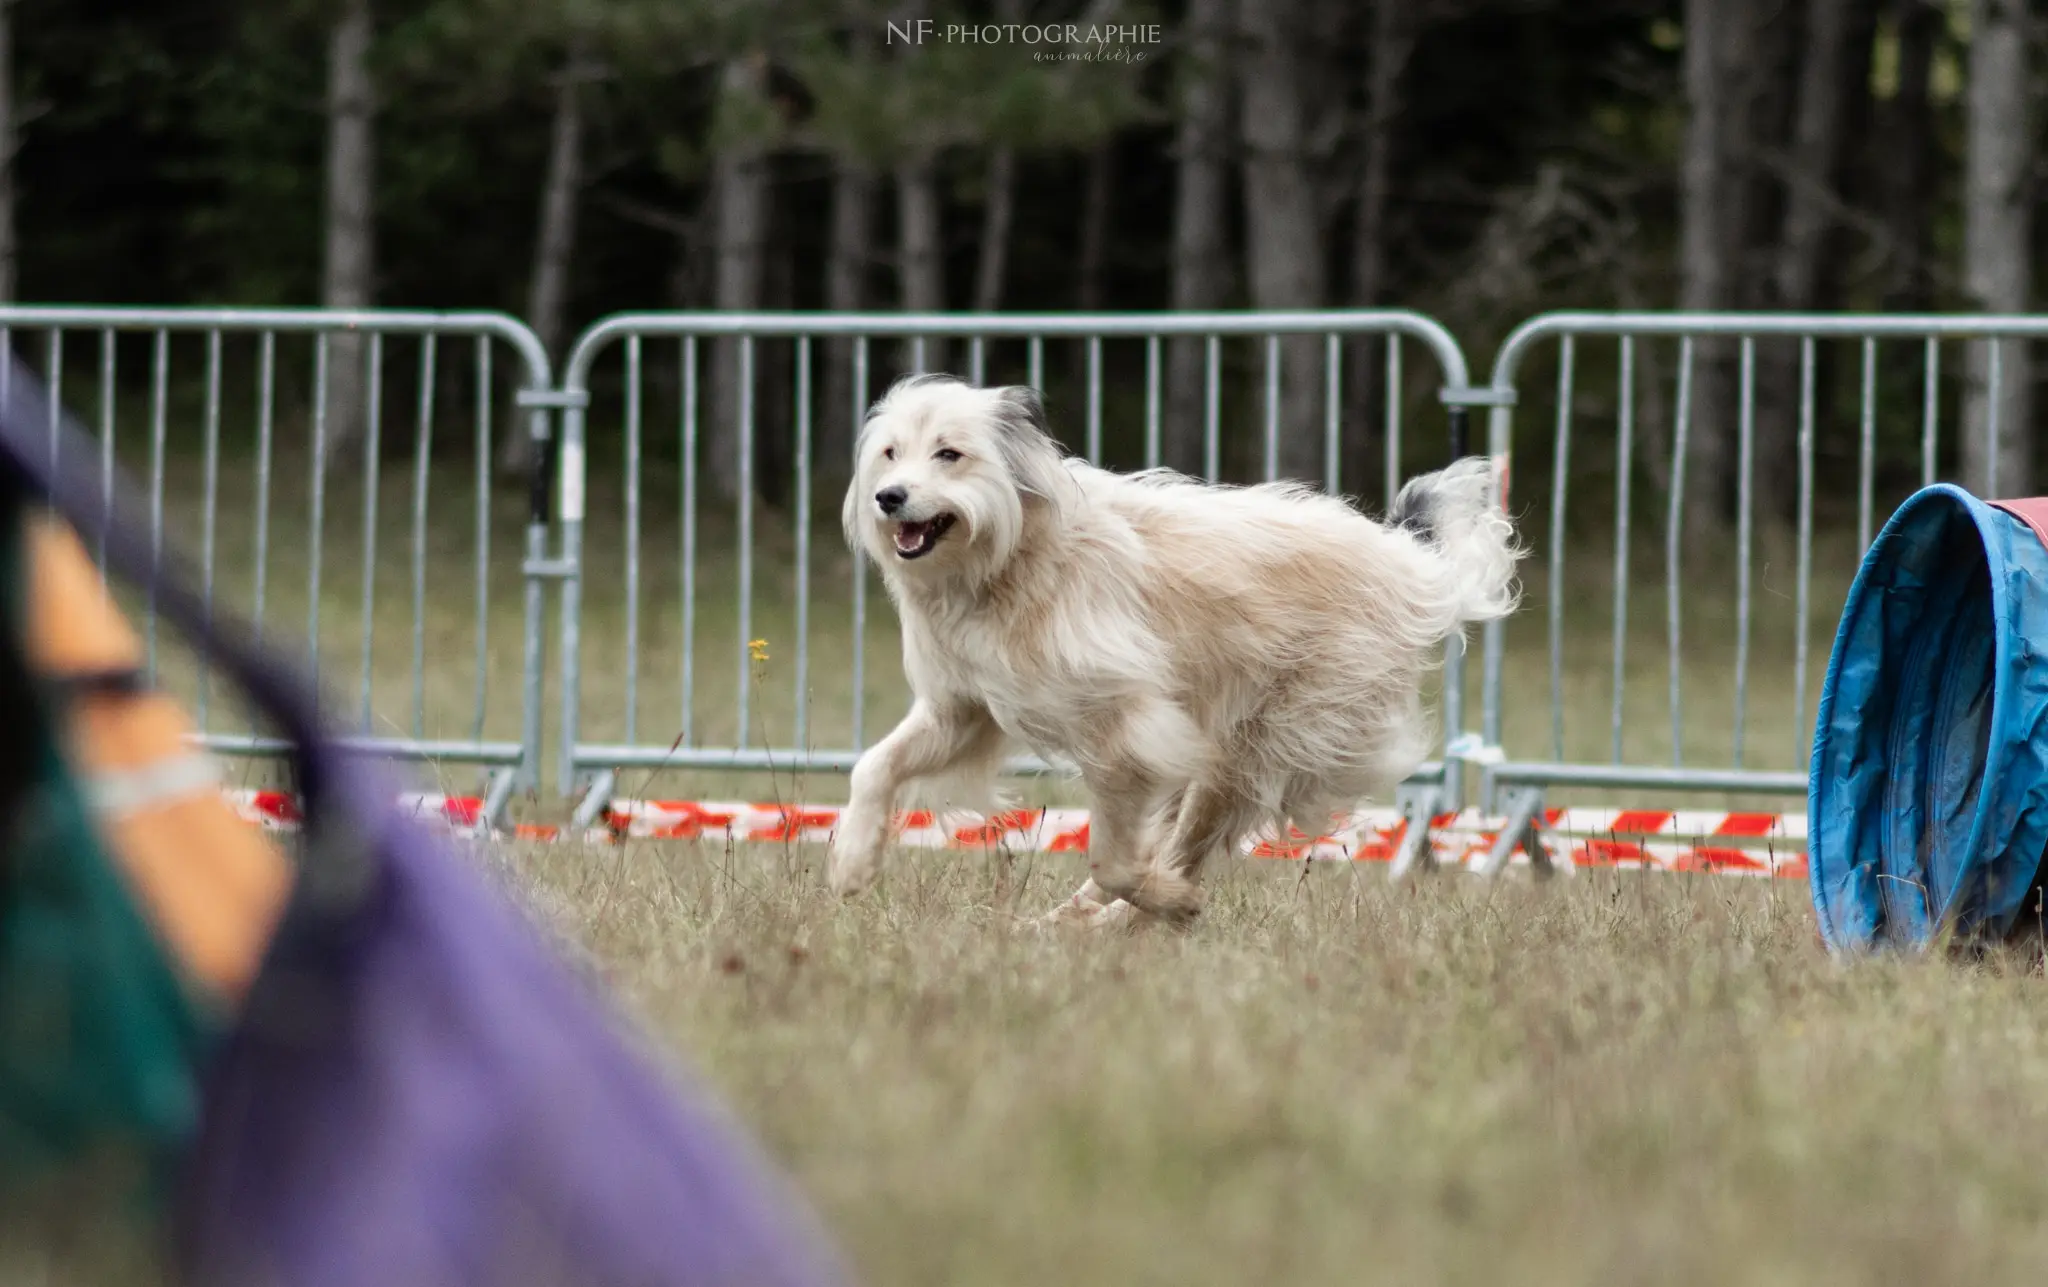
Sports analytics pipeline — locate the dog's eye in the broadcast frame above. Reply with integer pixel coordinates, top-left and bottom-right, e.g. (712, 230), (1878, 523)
(934, 448), (963, 463)
(882, 447), (895, 461)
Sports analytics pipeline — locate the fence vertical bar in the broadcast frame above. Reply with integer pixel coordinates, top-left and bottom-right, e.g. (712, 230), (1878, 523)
(1203, 335), (1221, 480)
(1734, 336), (1755, 767)
(911, 336), (927, 377)
(148, 329), (168, 685)
(1858, 337), (1876, 551)
(969, 336), (985, 386)
(1144, 335), (1161, 469)
(736, 336), (755, 749)
(1549, 336), (1574, 760)
(254, 333), (274, 644)
(1667, 337), (1692, 765)
(471, 338), (491, 742)
(198, 330), (223, 730)
(1794, 336), (1815, 759)
(43, 329), (61, 470)
(1610, 338), (1635, 763)
(410, 334), (437, 741)
(1086, 336), (1103, 462)
(794, 336), (812, 750)
(358, 334), (383, 734)
(96, 329), (114, 572)
(1922, 337), (1939, 487)
(516, 330), (553, 806)
(1262, 335), (1280, 482)
(1028, 335), (1044, 393)
(555, 352), (585, 797)
(1987, 339), (2003, 493)
(851, 336), (869, 748)
(1323, 333), (1341, 493)
(681, 336), (698, 746)
(309, 335), (327, 694)
(1384, 336), (1403, 509)
(1481, 356), (1513, 759)
(623, 334), (642, 746)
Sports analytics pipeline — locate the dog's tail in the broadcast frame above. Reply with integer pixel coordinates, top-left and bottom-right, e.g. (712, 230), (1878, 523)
(1389, 456), (1520, 626)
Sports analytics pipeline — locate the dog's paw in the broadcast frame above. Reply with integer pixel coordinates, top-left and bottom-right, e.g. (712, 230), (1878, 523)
(1038, 894), (1140, 931)
(827, 805), (890, 897)
(826, 840), (883, 898)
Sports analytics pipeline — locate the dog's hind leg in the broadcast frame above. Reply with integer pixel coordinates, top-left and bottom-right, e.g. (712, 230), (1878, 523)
(1044, 788), (1183, 924)
(1083, 769), (1207, 925)
(1156, 780), (1251, 889)
(831, 699), (1004, 896)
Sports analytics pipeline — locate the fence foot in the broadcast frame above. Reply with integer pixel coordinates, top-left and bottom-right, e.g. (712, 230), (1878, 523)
(1389, 786), (1444, 882)
(1476, 786), (1548, 879)
(478, 768), (520, 833)
(1525, 806), (1565, 881)
(570, 770), (617, 832)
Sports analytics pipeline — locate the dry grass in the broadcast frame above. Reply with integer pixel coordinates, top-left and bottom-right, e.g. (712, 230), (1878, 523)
(493, 843), (2048, 1287)
(13, 848), (2048, 1286)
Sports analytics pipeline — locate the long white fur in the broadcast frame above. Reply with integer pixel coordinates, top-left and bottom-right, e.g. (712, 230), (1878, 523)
(830, 374), (1521, 925)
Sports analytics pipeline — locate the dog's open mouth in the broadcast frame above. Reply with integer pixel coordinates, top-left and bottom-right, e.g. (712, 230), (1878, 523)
(893, 514), (957, 559)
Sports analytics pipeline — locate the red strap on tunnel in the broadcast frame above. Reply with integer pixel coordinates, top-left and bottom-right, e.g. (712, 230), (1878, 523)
(1989, 498), (2048, 552)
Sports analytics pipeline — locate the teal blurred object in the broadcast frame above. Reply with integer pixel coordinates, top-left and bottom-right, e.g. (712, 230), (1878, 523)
(0, 471), (214, 1189)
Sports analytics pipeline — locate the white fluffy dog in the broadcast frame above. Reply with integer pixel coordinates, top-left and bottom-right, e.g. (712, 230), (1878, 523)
(830, 374), (1520, 926)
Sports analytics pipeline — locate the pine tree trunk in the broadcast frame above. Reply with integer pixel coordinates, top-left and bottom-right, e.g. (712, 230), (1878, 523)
(820, 159), (873, 499)
(759, 227), (794, 508)
(0, 0), (19, 304)
(1880, 0), (1942, 310)
(707, 57), (769, 502)
(972, 146), (1015, 315)
(504, 46), (589, 481)
(1165, 0), (1233, 477)
(1345, 0), (1413, 499)
(1078, 145), (1114, 312)
(1238, 0), (1325, 484)
(973, 0), (1024, 321)
(1679, 0), (1739, 537)
(322, 0), (376, 466)
(1963, 0), (2032, 496)
(1756, 0), (1855, 524)
(896, 149), (946, 374)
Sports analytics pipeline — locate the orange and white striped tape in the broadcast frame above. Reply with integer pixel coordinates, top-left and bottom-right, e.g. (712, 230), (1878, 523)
(219, 790), (1810, 879)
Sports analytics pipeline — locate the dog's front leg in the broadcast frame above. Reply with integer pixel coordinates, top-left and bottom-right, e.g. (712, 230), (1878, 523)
(831, 698), (1002, 896)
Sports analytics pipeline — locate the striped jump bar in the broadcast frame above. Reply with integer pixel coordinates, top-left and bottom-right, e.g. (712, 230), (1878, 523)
(221, 791), (1810, 879)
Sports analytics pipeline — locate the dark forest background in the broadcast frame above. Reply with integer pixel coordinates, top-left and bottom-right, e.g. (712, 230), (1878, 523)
(0, 0), (2036, 515)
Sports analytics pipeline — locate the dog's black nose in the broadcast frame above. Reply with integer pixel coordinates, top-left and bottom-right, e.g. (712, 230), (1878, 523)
(875, 486), (908, 515)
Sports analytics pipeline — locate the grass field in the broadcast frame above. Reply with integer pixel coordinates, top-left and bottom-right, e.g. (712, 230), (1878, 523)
(16, 451), (2020, 1286)
(13, 851), (2048, 1286)
(515, 848), (2048, 1287)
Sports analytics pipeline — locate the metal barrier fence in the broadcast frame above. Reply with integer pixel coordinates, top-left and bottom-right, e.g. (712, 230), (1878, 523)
(0, 307), (558, 826)
(551, 311), (1484, 847)
(38, 303), (2048, 861)
(1471, 312), (2048, 872)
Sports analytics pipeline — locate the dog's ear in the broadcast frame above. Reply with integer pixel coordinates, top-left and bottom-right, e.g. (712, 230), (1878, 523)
(990, 385), (1073, 511)
(992, 384), (1048, 436)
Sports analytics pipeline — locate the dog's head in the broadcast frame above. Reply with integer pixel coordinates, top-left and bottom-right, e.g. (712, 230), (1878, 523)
(843, 375), (1073, 582)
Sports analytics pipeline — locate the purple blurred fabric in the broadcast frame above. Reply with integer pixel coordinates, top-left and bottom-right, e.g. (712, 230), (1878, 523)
(172, 746), (854, 1287)
(0, 356), (852, 1287)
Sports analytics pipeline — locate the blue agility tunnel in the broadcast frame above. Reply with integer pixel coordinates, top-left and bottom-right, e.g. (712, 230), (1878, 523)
(1810, 485), (2048, 951)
